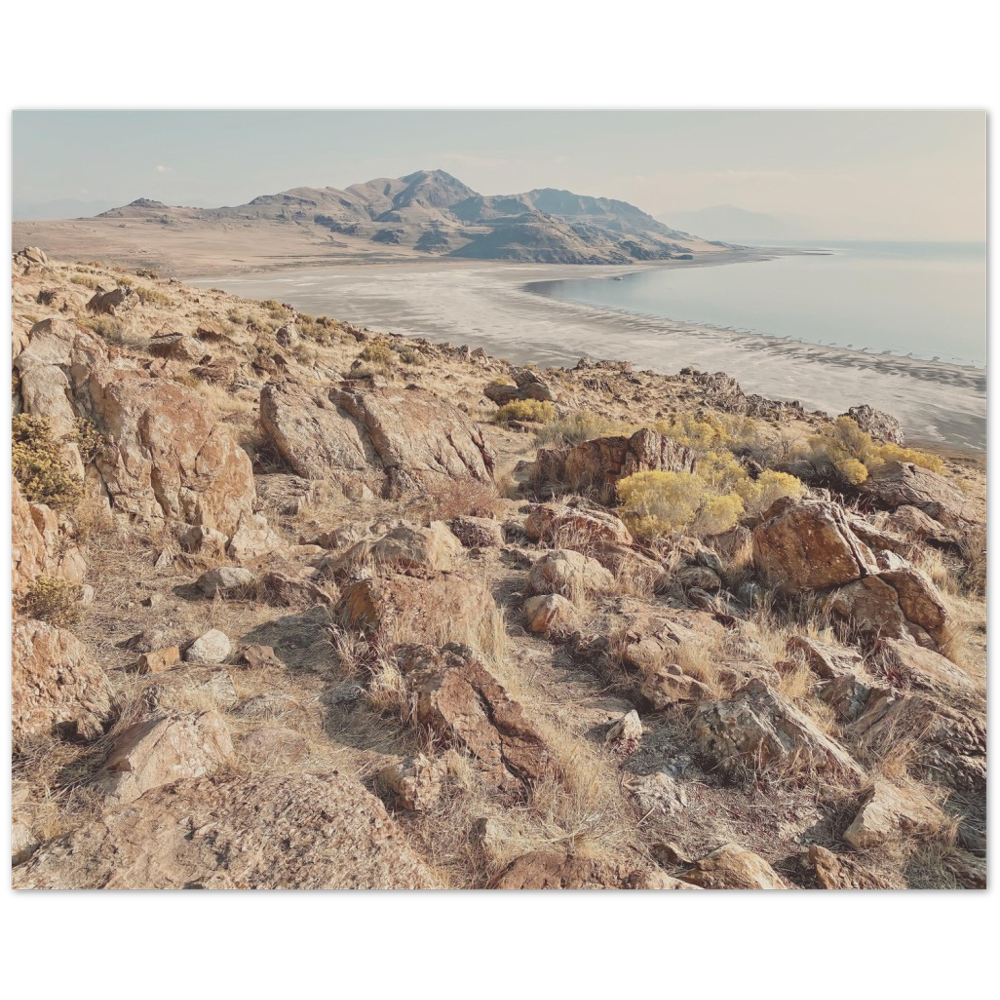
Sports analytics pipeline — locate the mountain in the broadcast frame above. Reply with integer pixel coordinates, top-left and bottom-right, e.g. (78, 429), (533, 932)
(85, 170), (726, 265)
(657, 205), (808, 244)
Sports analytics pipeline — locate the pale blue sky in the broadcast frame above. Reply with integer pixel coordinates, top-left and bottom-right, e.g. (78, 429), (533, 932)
(12, 110), (986, 239)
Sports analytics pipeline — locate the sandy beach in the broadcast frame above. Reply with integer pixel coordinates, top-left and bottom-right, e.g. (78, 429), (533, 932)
(191, 259), (987, 452)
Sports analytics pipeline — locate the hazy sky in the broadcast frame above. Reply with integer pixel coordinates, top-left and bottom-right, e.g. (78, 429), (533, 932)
(12, 110), (986, 239)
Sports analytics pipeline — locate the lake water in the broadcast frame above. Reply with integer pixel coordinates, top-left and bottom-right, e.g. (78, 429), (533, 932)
(528, 242), (987, 367)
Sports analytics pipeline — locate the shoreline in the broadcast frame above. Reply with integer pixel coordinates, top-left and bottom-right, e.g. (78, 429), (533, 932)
(184, 256), (978, 454)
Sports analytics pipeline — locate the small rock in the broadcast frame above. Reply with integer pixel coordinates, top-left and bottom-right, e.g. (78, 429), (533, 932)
(137, 646), (181, 675)
(523, 593), (576, 635)
(678, 844), (787, 890)
(185, 629), (231, 665)
(238, 644), (280, 670)
(842, 779), (948, 849)
(604, 709), (642, 745)
(196, 567), (255, 596)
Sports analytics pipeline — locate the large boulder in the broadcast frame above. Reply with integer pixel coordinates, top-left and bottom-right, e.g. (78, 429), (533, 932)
(12, 618), (112, 743)
(527, 548), (615, 600)
(400, 644), (553, 793)
(524, 502), (633, 549)
(858, 462), (977, 527)
(678, 844), (788, 890)
(840, 405), (905, 445)
(752, 499), (878, 593)
(95, 711), (233, 804)
(89, 371), (256, 535)
(13, 772), (441, 888)
(692, 679), (865, 781)
(322, 522), (463, 579)
(842, 779), (947, 849)
(534, 428), (697, 503)
(259, 380), (495, 492)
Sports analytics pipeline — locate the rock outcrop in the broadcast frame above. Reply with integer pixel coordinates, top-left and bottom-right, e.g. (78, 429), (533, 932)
(12, 618), (112, 743)
(678, 844), (788, 889)
(841, 404), (905, 445)
(842, 780), (947, 849)
(524, 502), (633, 548)
(534, 428), (697, 503)
(858, 461), (977, 527)
(260, 380), (495, 492)
(14, 773), (442, 889)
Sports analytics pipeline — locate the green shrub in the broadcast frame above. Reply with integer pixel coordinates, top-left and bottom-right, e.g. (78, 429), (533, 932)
(618, 471), (704, 536)
(397, 347), (426, 366)
(493, 400), (557, 425)
(736, 469), (806, 517)
(20, 576), (83, 627)
(802, 416), (944, 485)
(13, 414), (82, 511)
(535, 409), (626, 447)
(358, 340), (394, 369)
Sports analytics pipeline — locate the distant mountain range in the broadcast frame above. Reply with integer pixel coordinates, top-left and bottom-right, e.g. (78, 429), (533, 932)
(86, 170), (728, 264)
(657, 205), (808, 244)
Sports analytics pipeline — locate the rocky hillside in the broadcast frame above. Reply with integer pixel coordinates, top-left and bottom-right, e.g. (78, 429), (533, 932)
(20, 170), (726, 270)
(11, 246), (986, 889)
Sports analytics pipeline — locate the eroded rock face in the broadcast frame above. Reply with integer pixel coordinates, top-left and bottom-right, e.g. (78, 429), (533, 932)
(752, 499), (879, 593)
(95, 711), (233, 804)
(534, 428), (697, 503)
(12, 618), (112, 743)
(859, 462), (977, 527)
(524, 502), (633, 548)
(692, 680), (865, 781)
(678, 844), (787, 890)
(88, 371), (256, 535)
(14, 773), (441, 889)
(400, 644), (552, 793)
(260, 380), (495, 491)
(843, 780), (947, 849)
(841, 405), (905, 445)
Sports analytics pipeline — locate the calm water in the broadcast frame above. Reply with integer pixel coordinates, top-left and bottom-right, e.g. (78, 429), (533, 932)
(529, 242), (987, 367)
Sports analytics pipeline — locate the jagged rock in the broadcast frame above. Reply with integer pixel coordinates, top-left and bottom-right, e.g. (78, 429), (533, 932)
(639, 664), (713, 709)
(13, 246), (48, 267)
(885, 505), (961, 547)
(399, 644), (552, 793)
(378, 752), (455, 811)
(14, 773), (441, 889)
(185, 629), (232, 664)
(89, 373), (256, 535)
(605, 709), (643, 746)
(692, 679), (865, 780)
(817, 673), (882, 723)
(275, 324), (299, 347)
(858, 461), (977, 527)
(841, 404), (905, 445)
(94, 711), (233, 804)
(829, 559), (949, 648)
(12, 479), (49, 596)
(87, 285), (134, 315)
(845, 513), (911, 556)
(338, 573), (497, 649)
(148, 331), (205, 362)
(878, 638), (977, 701)
(523, 593), (576, 635)
(752, 498), (878, 593)
(787, 635), (865, 679)
(626, 770), (687, 816)
(260, 380), (495, 491)
(678, 844), (788, 890)
(12, 618), (112, 742)
(851, 693), (985, 794)
(843, 779), (947, 849)
(239, 727), (311, 768)
(226, 511), (281, 562)
(806, 845), (891, 889)
(136, 647), (181, 674)
(447, 515), (504, 548)
(321, 522), (462, 578)
(533, 428), (697, 503)
(484, 368), (554, 406)
(196, 567), (256, 596)
(527, 548), (614, 600)
(524, 502), (633, 548)
(258, 571), (333, 608)
(491, 849), (652, 890)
